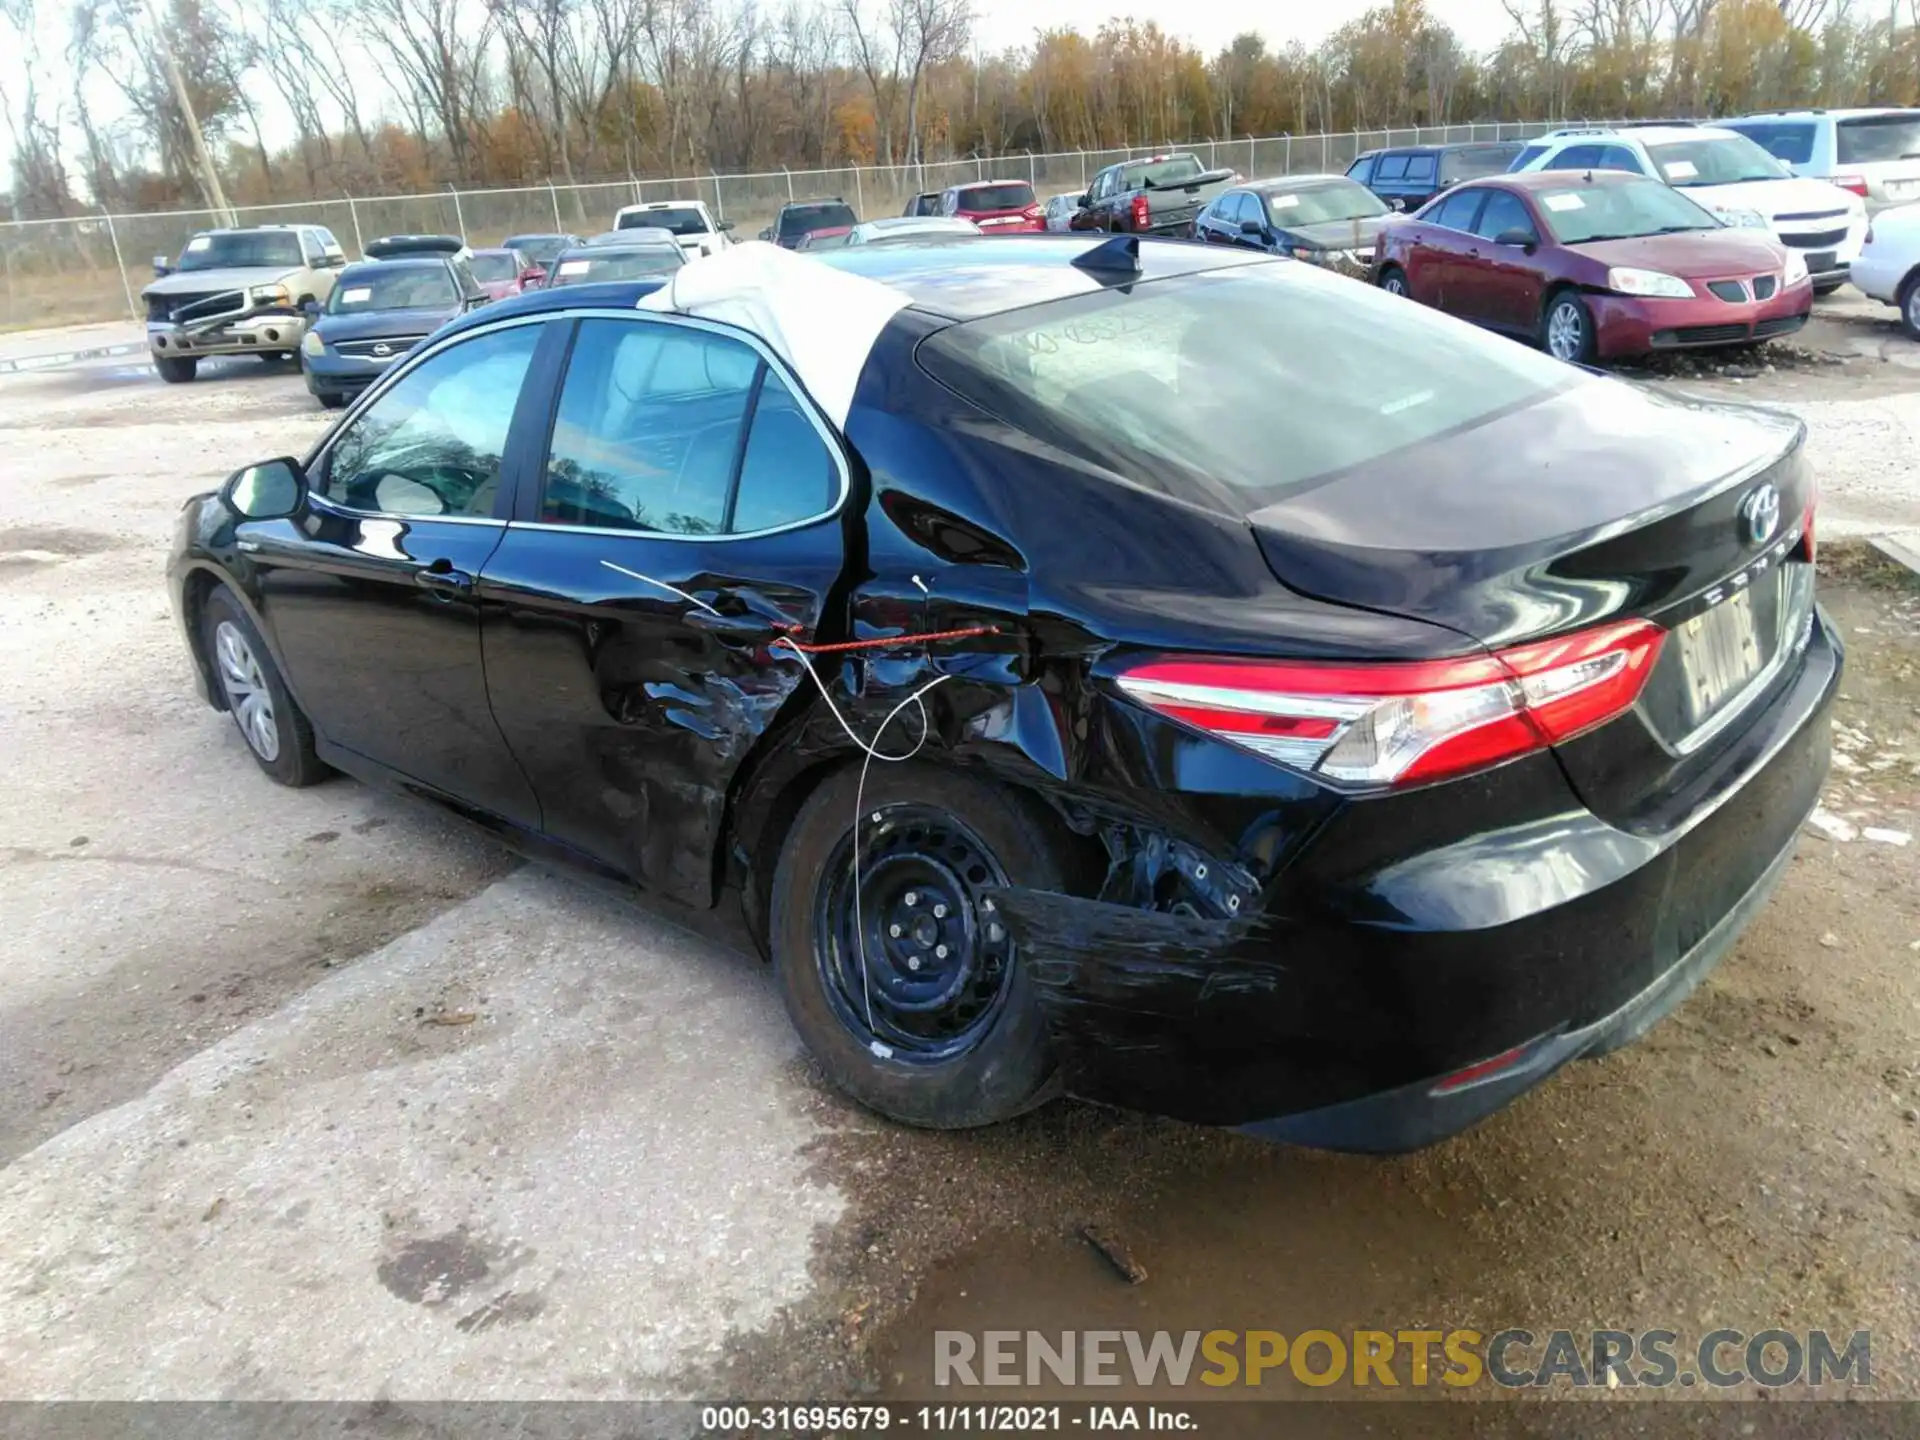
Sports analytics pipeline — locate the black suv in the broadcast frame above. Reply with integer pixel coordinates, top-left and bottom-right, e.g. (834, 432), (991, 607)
(1346, 141), (1524, 211)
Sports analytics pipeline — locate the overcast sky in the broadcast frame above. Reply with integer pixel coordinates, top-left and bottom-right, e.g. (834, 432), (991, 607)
(971, 0), (1516, 56)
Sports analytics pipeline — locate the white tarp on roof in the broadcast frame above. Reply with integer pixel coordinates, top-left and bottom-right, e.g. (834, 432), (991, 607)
(637, 241), (908, 427)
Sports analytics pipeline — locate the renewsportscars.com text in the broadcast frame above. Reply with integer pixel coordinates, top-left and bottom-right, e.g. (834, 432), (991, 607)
(934, 1328), (1872, 1389)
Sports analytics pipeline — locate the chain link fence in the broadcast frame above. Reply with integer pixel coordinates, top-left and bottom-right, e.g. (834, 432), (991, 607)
(0, 120), (1574, 331)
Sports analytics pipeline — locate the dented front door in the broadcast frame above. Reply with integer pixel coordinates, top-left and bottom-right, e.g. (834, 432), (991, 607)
(475, 311), (850, 905)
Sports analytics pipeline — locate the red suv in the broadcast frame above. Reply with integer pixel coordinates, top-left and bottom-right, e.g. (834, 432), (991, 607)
(1373, 171), (1813, 362)
(942, 180), (1044, 233)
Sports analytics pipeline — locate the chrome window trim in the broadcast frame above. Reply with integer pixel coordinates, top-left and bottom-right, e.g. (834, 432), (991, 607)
(305, 306), (854, 541)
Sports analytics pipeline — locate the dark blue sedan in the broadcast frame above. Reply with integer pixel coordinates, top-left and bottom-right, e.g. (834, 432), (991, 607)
(300, 250), (486, 408)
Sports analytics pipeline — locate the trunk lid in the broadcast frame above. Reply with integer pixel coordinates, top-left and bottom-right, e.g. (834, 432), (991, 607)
(1245, 382), (1817, 820)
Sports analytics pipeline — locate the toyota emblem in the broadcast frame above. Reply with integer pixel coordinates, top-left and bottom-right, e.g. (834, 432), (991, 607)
(1738, 483), (1781, 548)
(371, 342), (392, 357)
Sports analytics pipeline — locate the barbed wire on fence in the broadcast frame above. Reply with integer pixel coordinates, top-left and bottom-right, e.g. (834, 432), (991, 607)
(0, 119), (1584, 330)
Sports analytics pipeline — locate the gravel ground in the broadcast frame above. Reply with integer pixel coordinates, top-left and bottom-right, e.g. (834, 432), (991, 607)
(0, 301), (1915, 1420)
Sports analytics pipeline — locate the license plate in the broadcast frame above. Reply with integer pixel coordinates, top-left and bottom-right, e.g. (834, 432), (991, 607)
(1677, 588), (1764, 725)
(1887, 180), (1919, 199)
(1804, 250), (1836, 273)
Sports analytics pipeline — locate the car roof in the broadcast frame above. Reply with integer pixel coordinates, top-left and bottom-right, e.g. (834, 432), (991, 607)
(1728, 107), (1920, 120)
(953, 178), (1031, 189)
(1468, 171), (1656, 192)
(336, 257), (451, 279)
(1542, 125), (1734, 144)
(820, 233), (1265, 320)
(621, 198), (706, 209)
(1244, 173), (1356, 189)
(435, 279), (670, 341)
(587, 228), (677, 247)
(1356, 140), (1521, 157)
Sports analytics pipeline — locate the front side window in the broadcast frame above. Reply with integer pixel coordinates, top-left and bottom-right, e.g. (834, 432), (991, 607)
(1347, 155), (1377, 184)
(918, 263), (1574, 509)
(1595, 145), (1645, 173)
(1472, 190), (1536, 240)
(540, 318), (838, 537)
(1405, 155), (1438, 183)
(1511, 143), (1552, 170)
(319, 324), (541, 517)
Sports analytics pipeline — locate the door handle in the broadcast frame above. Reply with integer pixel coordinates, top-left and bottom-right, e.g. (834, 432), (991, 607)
(415, 565), (473, 594)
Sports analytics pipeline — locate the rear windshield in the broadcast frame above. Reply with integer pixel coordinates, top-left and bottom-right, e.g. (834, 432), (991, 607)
(468, 252), (519, 282)
(957, 183), (1035, 211)
(1837, 113), (1920, 164)
(176, 231), (303, 272)
(1440, 145), (1523, 182)
(778, 203), (857, 236)
(623, 206), (707, 236)
(327, 266), (456, 313)
(1646, 135), (1790, 185)
(918, 263), (1573, 508)
(1124, 156), (1206, 188)
(546, 248), (684, 284)
(1533, 180), (1720, 243)
(1252, 179), (1387, 225)
(1725, 120), (1816, 165)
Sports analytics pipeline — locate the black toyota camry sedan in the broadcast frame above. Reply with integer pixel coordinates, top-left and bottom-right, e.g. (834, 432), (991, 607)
(168, 237), (1837, 1151)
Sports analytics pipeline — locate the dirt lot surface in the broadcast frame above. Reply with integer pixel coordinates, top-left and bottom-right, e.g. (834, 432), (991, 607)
(0, 295), (1916, 1429)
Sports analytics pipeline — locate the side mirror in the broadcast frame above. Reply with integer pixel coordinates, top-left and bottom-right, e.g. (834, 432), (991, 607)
(718, 219), (735, 231)
(1495, 227), (1538, 251)
(153, 255), (172, 277)
(1386, 198), (1406, 212)
(1076, 193), (1090, 207)
(1240, 219), (1265, 237)
(520, 266), (545, 286)
(300, 297), (321, 319)
(223, 457), (307, 521)
(758, 226), (773, 241)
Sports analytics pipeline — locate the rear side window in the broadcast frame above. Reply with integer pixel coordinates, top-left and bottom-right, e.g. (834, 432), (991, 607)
(1837, 113), (1920, 164)
(917, 264), (1572, 508)
(1728, 120), (1817, 165)
(1405, 155), (1437, 183)
(540, 318), (837, 536)
(1375, 154), (1410, 181)
(1511, 143), (1552, 170)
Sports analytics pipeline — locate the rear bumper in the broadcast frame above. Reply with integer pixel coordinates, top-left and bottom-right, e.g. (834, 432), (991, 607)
(1848, 252), (1906, 305)
(1030, 605), (1841, 1150)
(1589, 282), (1816, 356)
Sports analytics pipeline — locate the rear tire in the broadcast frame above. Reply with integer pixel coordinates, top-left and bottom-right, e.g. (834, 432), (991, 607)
(1542, 290), (1596, 364)
(154, 354), (197, 383)
(769, 763), (1066, 1129)
(200, 585), (327, 787)
(1378, 265), (1408, 297)
(315, 390), (346, 410)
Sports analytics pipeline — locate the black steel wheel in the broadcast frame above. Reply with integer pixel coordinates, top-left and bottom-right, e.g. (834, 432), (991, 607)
(770, 763), (1066, 1128)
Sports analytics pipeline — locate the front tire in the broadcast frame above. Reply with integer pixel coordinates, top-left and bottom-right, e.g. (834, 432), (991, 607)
(770, 763), (1067, 1129)
(1542, 290), (1596, 363)
(1899, 273), (1920, 341)
(1378, 265), (1408, 297)
(200, 585), (327, 787)
(314, 390), (346, 410)
(154, 354), (197, 383)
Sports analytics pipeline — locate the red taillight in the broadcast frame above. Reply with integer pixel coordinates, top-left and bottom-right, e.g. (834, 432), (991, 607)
(1130, 194), (1151, 230)
(1116, 619), (1666, 789)
(1833, 174), (1869, 197)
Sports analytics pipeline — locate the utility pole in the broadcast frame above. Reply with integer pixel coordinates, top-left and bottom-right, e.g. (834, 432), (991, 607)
(136, 0), (232, 221)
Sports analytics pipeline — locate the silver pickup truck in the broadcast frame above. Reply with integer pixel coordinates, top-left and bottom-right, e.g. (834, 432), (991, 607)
(1070, 153), (1241, 236)
(143, 224), (347, 383)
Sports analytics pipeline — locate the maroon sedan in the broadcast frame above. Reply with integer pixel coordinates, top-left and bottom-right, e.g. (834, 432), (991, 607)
(1373, 171), (1813, 362)
(467, 246), (545, 300)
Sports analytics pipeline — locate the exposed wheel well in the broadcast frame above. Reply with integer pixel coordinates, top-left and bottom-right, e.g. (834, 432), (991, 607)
(1898, 267), (1920, 305)
(180, 568), (228, 712)
(731, 750), (1105, 963)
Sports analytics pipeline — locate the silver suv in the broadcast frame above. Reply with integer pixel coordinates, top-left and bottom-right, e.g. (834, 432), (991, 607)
(1721, 109), (1920, 215)
(143, 225), (347, 383)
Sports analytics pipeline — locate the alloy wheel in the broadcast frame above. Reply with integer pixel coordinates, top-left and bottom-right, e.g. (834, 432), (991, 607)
(213, 620), (281, 762)
(813, 804), (1016, 1063)
(1382, 273), (1407, 296)
(1547, 301), (1585, 361)
(1906, 285), (1920, 337)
